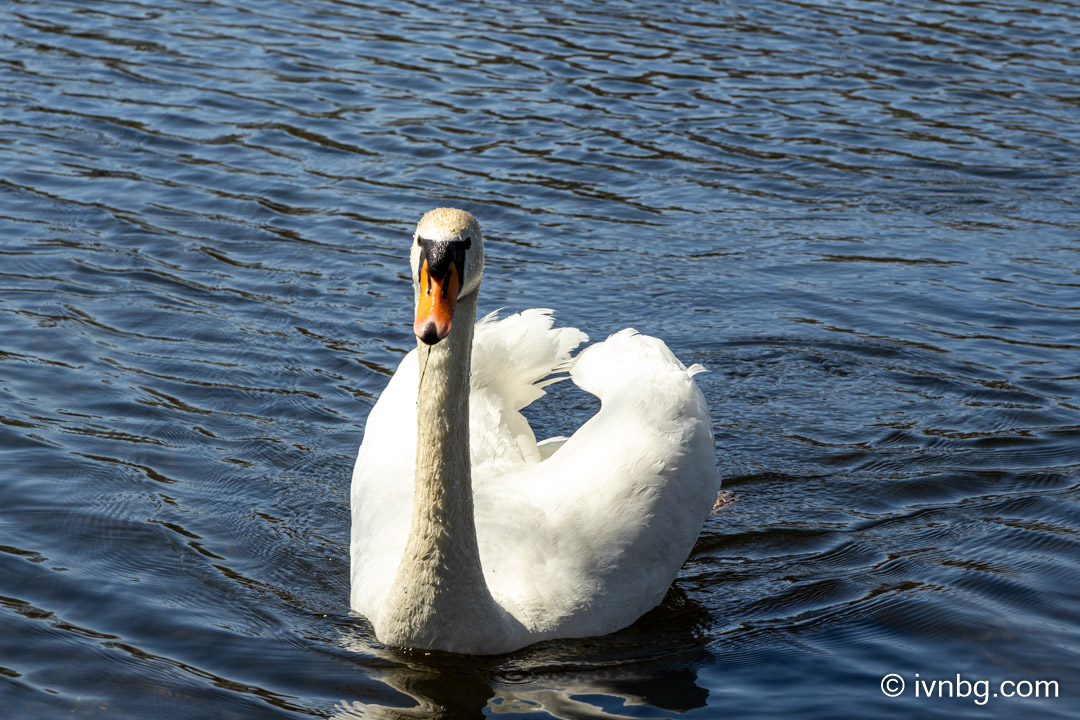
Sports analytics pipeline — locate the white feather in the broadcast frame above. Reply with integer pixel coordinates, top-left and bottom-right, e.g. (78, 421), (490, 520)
(350, 311), (719, 648)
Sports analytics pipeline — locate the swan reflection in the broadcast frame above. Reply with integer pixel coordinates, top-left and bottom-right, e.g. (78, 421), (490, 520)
(333, 589), (712, 719)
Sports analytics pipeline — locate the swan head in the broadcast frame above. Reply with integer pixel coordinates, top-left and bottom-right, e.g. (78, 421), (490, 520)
(410, 208), (485, 345)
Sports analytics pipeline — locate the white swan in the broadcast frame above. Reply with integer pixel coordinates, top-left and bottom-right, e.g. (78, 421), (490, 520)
(350, 208), (720, 654)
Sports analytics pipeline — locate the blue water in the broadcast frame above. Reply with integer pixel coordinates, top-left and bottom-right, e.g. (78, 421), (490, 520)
(1, 1), (1078, 718)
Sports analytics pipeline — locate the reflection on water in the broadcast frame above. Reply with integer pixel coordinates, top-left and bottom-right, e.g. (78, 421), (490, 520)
(332, 586), (714, 719)
(1, 0), (1079, 718)
(332, 653), (702, 719)
(332, 669), (706, 720)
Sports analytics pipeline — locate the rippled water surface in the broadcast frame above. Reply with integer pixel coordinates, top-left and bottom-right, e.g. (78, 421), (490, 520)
(2, 1), (1079, 718)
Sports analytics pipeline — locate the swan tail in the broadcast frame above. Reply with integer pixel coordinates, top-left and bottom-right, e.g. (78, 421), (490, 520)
(686, 362), (708, 377)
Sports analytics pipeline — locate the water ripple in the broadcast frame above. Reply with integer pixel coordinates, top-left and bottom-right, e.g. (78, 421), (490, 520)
(2, 0), (1079, 718)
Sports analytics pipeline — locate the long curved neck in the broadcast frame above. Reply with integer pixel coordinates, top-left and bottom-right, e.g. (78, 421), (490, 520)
(377, 291), (512, 652)
(410, 289), (478, 573)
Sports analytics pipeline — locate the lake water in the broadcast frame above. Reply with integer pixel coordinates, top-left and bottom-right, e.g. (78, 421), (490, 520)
(1, 1), (1078, 718)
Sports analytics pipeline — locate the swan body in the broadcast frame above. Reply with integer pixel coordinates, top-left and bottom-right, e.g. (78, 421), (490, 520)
(350, 209), (720, 654)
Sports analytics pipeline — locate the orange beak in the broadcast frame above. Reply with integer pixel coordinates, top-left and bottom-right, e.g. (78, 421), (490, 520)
(413, 258), (460, 345)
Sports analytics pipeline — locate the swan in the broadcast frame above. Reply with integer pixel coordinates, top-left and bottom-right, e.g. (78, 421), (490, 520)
(350, 208), (720, 654)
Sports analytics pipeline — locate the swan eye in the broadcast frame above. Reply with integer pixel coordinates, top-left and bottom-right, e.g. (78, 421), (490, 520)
(462, 237), (472, 249)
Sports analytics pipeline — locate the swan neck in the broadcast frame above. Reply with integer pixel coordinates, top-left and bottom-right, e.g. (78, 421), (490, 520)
(378, 291), (511, 651)
(413, 290), (476, 539)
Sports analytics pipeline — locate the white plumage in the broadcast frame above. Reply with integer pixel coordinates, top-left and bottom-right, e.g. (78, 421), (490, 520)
(350, 209), (719, 654)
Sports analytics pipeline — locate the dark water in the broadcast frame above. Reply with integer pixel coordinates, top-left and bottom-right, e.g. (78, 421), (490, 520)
(2, 0), (1079, 717)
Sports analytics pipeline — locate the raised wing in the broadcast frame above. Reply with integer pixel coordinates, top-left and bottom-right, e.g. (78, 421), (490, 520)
(474, 329), (720, 637)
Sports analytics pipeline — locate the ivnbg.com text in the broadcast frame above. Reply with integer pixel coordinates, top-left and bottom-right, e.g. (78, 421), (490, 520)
(881, 673), (1059, 705)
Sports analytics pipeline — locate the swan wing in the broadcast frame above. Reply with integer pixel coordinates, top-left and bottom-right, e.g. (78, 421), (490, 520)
(474, 329), (720, 638)
(349, 351), (418, 619)
(469, 309), (588, 470)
